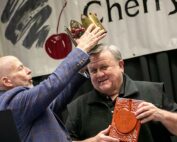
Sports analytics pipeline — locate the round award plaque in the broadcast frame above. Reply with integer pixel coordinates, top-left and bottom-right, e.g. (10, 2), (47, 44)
(115, 108), (137, 134)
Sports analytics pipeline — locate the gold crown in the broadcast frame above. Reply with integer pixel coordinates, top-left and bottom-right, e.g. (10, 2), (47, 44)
(81, 13), (106, 32)
(65, 12), (106, 46)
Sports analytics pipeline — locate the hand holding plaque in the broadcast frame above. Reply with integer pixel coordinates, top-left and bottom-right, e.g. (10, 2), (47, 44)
(109, 98), (143, 142)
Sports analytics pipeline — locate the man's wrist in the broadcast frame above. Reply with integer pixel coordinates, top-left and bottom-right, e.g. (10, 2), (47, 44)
(76, 47), (89, 55)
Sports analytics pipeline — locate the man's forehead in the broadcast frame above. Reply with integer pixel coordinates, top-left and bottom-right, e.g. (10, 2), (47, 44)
(2, 57), (22, 70)
(0, 56), (19, 76)
(0, 56), (18, 64)
(89, 58), (110, 64)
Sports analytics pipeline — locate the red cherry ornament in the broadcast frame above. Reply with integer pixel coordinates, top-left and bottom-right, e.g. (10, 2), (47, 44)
(45, 33), (72, 59)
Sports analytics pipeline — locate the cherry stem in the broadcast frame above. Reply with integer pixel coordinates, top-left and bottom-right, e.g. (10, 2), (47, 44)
(56, 0), (67, 34)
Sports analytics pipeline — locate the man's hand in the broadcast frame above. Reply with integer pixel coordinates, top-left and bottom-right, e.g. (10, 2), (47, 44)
(77, 24), (106, 53)
(73, 126), (119, 142)
(135, 101), (177, 136)
(135, 101), (163, 123)
(94, 125), (119, 142)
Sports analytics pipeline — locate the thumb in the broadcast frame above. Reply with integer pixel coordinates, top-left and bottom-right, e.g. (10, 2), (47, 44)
(101, 125), (112, 135)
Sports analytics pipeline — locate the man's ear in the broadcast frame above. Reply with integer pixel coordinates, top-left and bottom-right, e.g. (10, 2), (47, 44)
(1, 77), (13, 88)
(118, 60), (124, 71)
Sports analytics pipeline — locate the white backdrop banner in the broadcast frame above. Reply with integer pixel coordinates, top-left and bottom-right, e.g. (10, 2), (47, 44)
(0, 0), (177, 76)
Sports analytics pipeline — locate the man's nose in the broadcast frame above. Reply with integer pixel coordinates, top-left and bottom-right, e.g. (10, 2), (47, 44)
(96, 70), (105, 77)
(25, 67), (32, 75)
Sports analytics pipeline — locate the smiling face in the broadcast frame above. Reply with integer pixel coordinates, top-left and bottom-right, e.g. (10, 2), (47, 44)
(0, 56), (33, 90)
(87, 50), (124, 97)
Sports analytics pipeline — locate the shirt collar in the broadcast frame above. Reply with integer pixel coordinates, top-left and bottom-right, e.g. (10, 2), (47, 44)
(87, 74), (139, 104)
(119, 74), (139, 97)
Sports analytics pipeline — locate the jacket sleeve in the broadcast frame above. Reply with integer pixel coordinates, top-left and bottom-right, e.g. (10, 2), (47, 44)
(50, 73), (86, 113)
(10, 48), (89, 123)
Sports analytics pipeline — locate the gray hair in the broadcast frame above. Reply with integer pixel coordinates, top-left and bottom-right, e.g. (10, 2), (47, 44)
(89, 43), (122, 61)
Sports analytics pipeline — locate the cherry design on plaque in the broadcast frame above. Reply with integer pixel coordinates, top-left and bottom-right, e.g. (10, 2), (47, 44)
(45, 0), (71, 59)
(115, 109), (137, 134)
(109, 98), (143, 142)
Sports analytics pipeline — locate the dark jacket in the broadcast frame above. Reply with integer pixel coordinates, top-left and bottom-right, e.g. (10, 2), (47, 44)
(66, 74), (177, 142)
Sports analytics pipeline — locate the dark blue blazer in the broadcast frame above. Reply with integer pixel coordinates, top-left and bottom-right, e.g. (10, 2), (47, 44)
(0, 48), (88, 142)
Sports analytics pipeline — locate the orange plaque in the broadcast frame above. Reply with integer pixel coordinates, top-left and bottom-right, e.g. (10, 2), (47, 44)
(109, 98), (143, 142)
